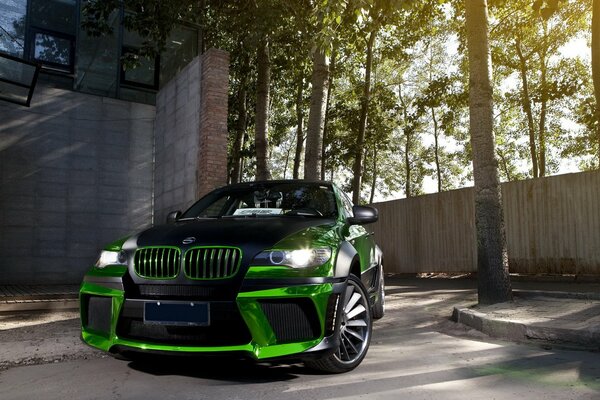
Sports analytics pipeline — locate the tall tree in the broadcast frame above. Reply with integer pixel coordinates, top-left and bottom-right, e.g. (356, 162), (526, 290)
(304, 49), (329, 180)
(230, 51), (250, 184)
(255, 36), (272, 180)
(465, 0), (512, 305)
(352, 29), (378, 203)
(491, 0), (590, 178)
(593, 0), (600, 162)
(293, 74), (305, 179)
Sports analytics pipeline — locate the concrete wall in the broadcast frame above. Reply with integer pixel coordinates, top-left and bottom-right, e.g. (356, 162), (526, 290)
(371, 170), (600, 276)
(153, 55), (201, 224)
(0, 84), (155, 284)
(153, 48), (229, 224)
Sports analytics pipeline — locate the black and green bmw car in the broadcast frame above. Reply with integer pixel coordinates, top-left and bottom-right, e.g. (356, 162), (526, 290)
(80, 180), (384, 373)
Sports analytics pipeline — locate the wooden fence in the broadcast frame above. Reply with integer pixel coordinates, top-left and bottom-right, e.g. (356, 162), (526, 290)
(370, 170), (600, 275)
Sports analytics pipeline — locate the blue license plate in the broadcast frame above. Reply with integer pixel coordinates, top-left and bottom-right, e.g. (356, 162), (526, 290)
(143, 301), (210, 326)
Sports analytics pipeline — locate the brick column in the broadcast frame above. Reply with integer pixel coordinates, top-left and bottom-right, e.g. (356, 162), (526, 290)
(197, 48), (230, 198)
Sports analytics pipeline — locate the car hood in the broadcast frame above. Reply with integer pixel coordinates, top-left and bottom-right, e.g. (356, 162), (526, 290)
(135, 217), (337, 256)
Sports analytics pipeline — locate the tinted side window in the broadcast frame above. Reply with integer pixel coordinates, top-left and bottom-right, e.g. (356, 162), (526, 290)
(340, 192), (354, 219)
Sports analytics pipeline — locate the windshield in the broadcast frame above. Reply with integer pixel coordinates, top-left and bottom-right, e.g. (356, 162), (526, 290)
(181, 182), (338, 219)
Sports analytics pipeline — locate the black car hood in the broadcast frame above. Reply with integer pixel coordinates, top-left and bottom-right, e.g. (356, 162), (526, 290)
(136, 217), (336, 256)
(126, 217), (336, 299)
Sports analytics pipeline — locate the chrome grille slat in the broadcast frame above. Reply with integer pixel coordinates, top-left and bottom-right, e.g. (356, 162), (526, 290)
(134, 247), (180, 279)
(184, 247), (241, 280)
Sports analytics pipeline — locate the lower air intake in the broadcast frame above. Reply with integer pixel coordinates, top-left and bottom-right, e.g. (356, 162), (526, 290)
(259, 299), (321, 343)
(85, 295), (112, 335)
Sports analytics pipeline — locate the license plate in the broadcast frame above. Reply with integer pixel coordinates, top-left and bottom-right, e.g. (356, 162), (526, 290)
(143, 301), (210, 326)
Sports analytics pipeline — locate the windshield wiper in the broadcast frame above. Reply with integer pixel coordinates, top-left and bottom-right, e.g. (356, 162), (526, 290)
(177, 216), (220, 221)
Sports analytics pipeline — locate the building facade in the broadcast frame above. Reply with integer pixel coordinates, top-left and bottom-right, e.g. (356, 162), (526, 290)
(0, 1), (229, 284)
(0, 0), (200, 104)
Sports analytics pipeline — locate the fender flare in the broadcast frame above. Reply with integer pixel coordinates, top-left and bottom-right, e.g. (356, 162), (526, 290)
(334, 241), (358, 278)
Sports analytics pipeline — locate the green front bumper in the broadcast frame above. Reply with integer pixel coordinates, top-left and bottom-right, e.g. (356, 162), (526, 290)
(80, 278), (341, 360)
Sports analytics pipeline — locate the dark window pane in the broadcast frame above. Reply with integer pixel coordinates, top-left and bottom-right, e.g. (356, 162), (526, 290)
(29, 0), (76, 35)
(0, 54), (36, 84)
(34, 33), (72, 66)
(0, 0), (27, 57)
(75, 8), (119, 97)
(160, 25), (198, 87)
(122, 51), (157, 87)
(121, 23), (159, 89)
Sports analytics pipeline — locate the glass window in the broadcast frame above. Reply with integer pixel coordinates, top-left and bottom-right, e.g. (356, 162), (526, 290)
(340, 192), (355, 218)
(160, 25), (198, 87)
(0, 0), (27, 57)
(120, 46), (158, 89)
(181, 183), (338, 219)
(75, 8), (120, 97)
(33, 32), (73, 68)
(0, 52), (39, 106)
(28, 0), (77, 35)
(27, 0), (76, 72)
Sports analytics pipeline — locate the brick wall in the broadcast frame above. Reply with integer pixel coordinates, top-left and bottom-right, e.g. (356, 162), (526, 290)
(197, 49), (230, 198)
(0, 84), (155, 284)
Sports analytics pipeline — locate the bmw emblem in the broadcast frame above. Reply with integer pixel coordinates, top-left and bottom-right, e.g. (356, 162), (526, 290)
(182, 237), (196, 245)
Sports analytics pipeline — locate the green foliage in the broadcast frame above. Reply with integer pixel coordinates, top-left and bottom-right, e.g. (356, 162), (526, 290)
(81, 0), (597, 200)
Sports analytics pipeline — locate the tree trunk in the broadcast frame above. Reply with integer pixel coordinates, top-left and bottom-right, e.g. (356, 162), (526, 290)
(592, 0), (600, 164)
(304, 49), (329, 180)
(293, 75), (304, 179)
(352, 29), (377, 204)
(255, 37), (272, 181)
(515, 37), (539, 179)
(466, 0), (512, 305)
(538, 68), (548, 177)
(369, 145), (377, 204)
(497, 149), (513, 182)
(398, 84), (412, 198)
(432, 106), (442, 192)
(538, 21), (549, 177)
(321, 50), (336, 180)
(230, 54), (249, 184)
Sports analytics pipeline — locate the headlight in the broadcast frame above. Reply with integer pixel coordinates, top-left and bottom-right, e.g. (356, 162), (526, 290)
(251, 248), (332, 269)
(95, 250), (128, 269)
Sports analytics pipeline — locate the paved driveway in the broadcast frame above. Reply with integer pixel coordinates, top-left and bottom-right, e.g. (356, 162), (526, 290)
(1, 279), (598, 399)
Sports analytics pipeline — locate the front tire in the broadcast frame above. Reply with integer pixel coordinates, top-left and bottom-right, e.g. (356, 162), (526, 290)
(305, 274), (372, 373)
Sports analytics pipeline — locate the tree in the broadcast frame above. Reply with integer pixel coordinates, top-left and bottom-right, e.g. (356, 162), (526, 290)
(491, 0), (591, 178)
(304, 49), (329, 180)
(293, 74), (305, 179)
(255, 36), (272, 180)
(593, 0), (600, 163)
(465, 0), (512, 305)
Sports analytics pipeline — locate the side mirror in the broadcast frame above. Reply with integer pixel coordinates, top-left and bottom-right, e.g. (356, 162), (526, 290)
(166, 210), (182, 224)
(347, 205), (378, 225)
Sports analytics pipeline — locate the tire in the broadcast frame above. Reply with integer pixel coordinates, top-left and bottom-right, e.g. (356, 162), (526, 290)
(372, 263), (385, 320)
(305, 274), (373, 373)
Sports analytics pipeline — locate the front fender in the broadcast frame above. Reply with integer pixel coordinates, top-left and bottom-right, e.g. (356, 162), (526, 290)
(334, 241), (357, 278)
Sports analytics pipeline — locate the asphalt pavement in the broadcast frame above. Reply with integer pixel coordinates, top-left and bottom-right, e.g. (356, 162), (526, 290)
(0, 275), (599, 371)
(1, 276), (599, 400)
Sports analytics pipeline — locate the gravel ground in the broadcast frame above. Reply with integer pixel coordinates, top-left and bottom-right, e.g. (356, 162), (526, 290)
(0, 311), (104, 371)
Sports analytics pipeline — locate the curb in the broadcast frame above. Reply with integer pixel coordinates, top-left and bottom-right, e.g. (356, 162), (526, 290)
(452, 306), (600, 350)
(514, 289), (600, 301)
(0, 299), (79, 313)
